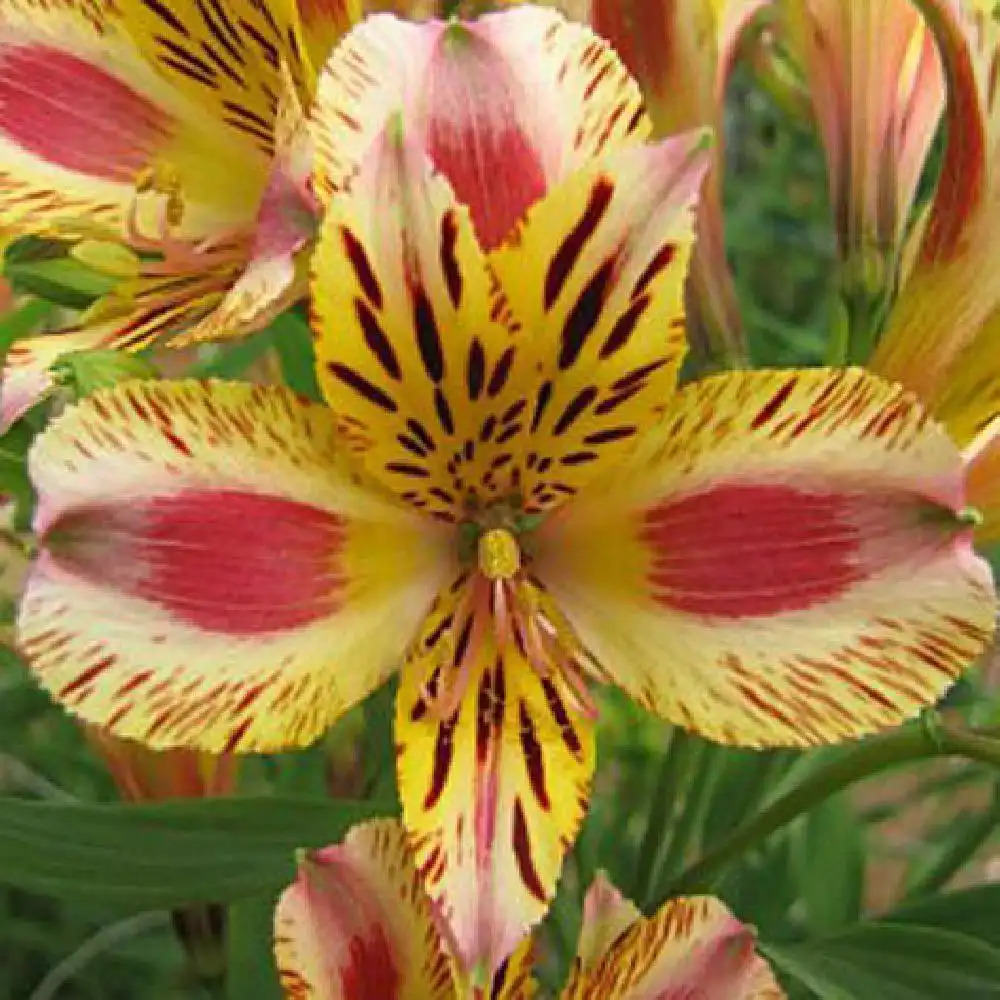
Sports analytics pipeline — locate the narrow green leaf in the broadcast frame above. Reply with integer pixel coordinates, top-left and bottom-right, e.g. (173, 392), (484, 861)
(797, 794), (865, 932)
(905, 795), (1000, 897)
(0, 796), (391, 908)
(0, 299), (53, 363)
(764, 923), (1000, 999)
(189, 330), (276, 380)
(887, 886), (1000, 949)
(227, 895), (281, 1000)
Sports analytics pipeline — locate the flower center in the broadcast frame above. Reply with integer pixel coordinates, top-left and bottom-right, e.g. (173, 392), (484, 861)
(476, 527), (521, 580)
(418, 515), (602, 724)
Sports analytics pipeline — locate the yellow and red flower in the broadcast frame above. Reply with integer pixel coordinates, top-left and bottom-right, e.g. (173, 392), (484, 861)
(14, 6), (996, 979)
(0, 0), (358, 428)
(274, 818), (785, 998)
(867, 0), (1000, 542)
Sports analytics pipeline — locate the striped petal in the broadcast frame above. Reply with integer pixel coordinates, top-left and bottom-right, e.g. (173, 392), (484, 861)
(310, 7), (649, 242)
(111, 0), (324, 157)
(312, 125), (707, 521)
(535, 368), (996, 748)
(167, 75), (316, 346)
(784, 0), (945, 259)
(573, 873), (642, 974)
(311, 122), (534, 521)
(905, 0), (997, 261)
(396, 573), (595, 980)
(274, 819), (457, 1000)
(562, 890), (784, 999)
(294, 0), (360, 80)
(19, 380), (450, 752)
(489, 130), (710, 512)
(491, 939), (539, 1000)
(0, 0), (266, 240)
(590, 0), (767, 362)
(0, 257), (247, 431)
(870, 5), (1000, 414)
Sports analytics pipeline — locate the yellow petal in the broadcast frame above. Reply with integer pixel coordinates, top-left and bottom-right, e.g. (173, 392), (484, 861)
(274, 819), (457, 1000)
(19, 380), (450, 752)
(396, 574), (595, 979)
(490, 937), (539, 1000)
(489, 130), (709, 511)
(113, 0), (317, 157)
(591, 0), (765, 362)
(574, 872), (642, 973)
(293, 0), (360, 82)
(311, 123), (532, 521)
(535, 367), (996, 747)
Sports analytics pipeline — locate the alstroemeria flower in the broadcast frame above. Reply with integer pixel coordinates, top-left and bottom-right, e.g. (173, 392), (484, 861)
(274, 818), (785, 998)
(0, 0), (358, 428)
(784, 0), (945, 286)
(15, 6), (996, 979)
(868, 0), (1000, 541)
(589, 0), (771, 367)
(86, 727), (237, 803)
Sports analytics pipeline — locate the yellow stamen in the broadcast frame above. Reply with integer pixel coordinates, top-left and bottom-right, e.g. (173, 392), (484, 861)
(477, 528), (520, 581)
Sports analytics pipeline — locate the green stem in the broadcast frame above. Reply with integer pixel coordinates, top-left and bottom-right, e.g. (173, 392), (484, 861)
(648, 741), (714, 907)
(660, 718), (1000, 904)
(633, 729), (697, 901)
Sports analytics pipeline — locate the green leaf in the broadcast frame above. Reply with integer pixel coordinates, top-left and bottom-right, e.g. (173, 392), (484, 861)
(904, 793), (1000, 897)
(796, 794), (865, 932)
(887, 886), (1000, 950)
(0, 795), (391, 908)
(4, 237), (118, 308)
(271, 311), (321, 401)
(50, 349), (159, 399)
(189, 330), (277, 380)
(226, 895), (281, 1000)
(0, 298), (53, 362)
(764, 923), (1000, 999)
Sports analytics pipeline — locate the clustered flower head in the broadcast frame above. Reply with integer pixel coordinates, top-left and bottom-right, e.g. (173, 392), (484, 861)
(1, 0), (998, 995)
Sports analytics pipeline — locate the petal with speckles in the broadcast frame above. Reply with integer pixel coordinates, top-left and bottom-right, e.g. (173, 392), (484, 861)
(536, 367), (996, 748)
(19, 379), (450, 752)
(562, 887), (784, 999)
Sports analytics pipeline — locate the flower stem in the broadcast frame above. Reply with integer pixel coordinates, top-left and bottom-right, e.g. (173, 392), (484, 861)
(633, 728), (698, 902)
(658, 716), (1000, 904)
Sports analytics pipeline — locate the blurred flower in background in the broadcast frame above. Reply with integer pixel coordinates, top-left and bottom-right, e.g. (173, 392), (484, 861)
(590, 0), (770, 369)
(782, 0), (945, 354)
(0, 0), (359, 428)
